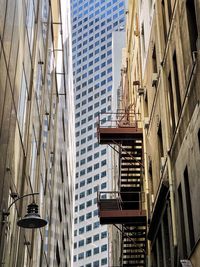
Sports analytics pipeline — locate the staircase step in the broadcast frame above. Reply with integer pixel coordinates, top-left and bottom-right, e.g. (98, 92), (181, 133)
(123, 252), (145, 256)
(123, 233), (146, 238)
(123, 263), (145, 267)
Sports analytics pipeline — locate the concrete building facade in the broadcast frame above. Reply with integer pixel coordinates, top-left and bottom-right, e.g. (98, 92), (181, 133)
(142, 0), (200, 266)
(0, 1), (75, 266)
(97, 0), (200, 266)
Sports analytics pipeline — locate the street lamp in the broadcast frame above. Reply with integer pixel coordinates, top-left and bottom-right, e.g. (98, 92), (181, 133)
(2, 193), (48, 229)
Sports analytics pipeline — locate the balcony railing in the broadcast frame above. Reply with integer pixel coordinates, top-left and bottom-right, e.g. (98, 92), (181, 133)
(97, 111), (141, 129)
(97, 191), (146, 225)
(97, 191), (145, 211)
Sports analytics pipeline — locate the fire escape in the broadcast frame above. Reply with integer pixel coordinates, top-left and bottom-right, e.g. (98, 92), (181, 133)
(97, 110), (147, 267)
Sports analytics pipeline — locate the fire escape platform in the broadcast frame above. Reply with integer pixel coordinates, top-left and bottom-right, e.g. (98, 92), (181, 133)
(98, 127), (143, 144)
(99, 209), (146, 225)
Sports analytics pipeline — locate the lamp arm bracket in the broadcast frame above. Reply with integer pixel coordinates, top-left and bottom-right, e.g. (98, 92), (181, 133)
(4, 193), (39, 215)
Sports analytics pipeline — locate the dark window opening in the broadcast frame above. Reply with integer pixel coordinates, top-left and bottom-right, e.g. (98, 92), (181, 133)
(186, 0), (198, 53)
(157, 228), (164, 266)
(167, 0), (172, 21)
(58, 196), (62, 222)
(178, 184), (187, 258)
(62, 233), (65, 251)
(163, 209), (171, 267)
(152, 45), (157, 73)
(161, 0), (167, 41)
(60, 154), (64, 183)
(56, 242), (60, 266)
(173, 52), (181, 116)
(157, 122), (164, 158)
(184, 167), (195, 250)
(198, 128), (200, 150)
(167, 72), (176, 133)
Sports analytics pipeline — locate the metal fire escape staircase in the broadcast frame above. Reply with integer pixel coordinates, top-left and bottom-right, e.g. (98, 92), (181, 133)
(97, 111), (147, 267)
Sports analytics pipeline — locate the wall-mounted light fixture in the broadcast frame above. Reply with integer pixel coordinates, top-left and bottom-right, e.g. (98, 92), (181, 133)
(2, 193), (48, 229)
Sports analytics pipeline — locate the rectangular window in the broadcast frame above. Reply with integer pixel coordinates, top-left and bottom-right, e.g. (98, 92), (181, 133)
(184, 167), (195, 250)
(186, 0), (198, 53)
(167, 72), (176, 132)
(173, 52), (181, 116)
(178, 184), (187, 257)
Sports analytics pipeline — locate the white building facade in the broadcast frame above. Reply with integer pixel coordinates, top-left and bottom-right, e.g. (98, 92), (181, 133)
(70, 0), (126, 266)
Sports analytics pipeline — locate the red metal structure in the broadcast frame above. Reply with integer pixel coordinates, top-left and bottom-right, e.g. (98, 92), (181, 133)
(97, 110), (147, 267)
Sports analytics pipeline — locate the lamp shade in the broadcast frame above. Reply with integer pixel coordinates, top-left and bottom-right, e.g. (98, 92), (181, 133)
(17, 202), (47, 229)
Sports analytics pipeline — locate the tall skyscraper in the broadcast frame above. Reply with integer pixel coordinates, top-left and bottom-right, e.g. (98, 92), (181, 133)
(70, 1), (126, 266)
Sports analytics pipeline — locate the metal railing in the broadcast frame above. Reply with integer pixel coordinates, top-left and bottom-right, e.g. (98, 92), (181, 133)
(97, 191), (145, 211)
(97, 111), (141, 129)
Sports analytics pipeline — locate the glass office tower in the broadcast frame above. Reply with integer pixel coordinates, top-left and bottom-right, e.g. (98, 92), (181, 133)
(70, 1), (125, 266)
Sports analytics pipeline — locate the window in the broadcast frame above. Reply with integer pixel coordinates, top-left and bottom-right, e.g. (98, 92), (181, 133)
(93, 261), (99, 267)
(80, 180), (85, 187)
(17, 69), (28, 141)
(94, 174), (99, 181)
(101, 244), (107, 252)
(94, 163), (99, 170)
(101, 231), (107, 239)
(79, 227), (84, 235)
(87, 145), (93, 151)
(87, 189), (92, 195)
(93, 247), (99, 255)
(167, 72), (176, 132)
(87, 200), (92, 207)
(173, 51), (181, 116)
(74, 242), (77, 249)
(80, 159), (85, 165)
(184, 167), (195, 250)
(93, 234), (99, 241)
(94, 102), (99, 108)
(87, 155), (93, 162)
(101, 258), (107, 265)
(78, 252), (84, 260)
(93, 209), (98, 216)
(79, 240), (84, 247)
(101, 160), (106, 166)
(79, 203), (85, 210)
(186, 0), (198, 53)
(80, 192), (85, 198)
(79, 215), (85, 222)
(94, 221), (100, 229)
(86, 237), (92, 244)
(198, 128), (200, 150)
(94, 185), (99, 193)
(86, 224), (92, 231)
(86, 212), (92, 219)
(101, 149), (106, 155)
(101, 171), (106, 178)
(80, 169), (85, 176)
(87, 177), (92, 184)
(88, 125), (93, 131)
(178, 184), (187, 257)
(81, 138), (86, 144)
(101, 182), (107, 189)
(81, 148), (86, 155)
(86, 250), (92, 257)
(87, 166), (92, 173)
